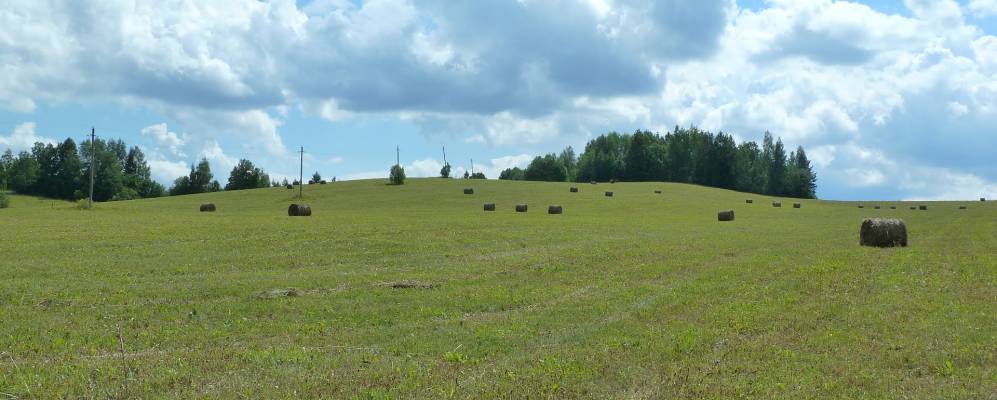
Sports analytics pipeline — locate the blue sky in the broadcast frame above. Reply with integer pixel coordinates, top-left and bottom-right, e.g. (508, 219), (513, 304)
(2, 0), (997, 200)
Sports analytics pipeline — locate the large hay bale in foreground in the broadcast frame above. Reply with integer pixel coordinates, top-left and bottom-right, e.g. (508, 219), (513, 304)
(548, 205), (563, 214)
(199, 203), (216, 212)
(483, 203), (496, 211)
(793, 203), (801, 209)
(570, 187), (578, 193)
(860, 218), (908, 247)
(919, 205), (927, 210)
(463, 188), (474, 195)
(717, 210), (734, 221)
(772, 201), (781, 208)
(288, 204), (312, 217)
(515, 204), (528, 213)
(746, 199), (753, 204)
(605, 191), (614, 197)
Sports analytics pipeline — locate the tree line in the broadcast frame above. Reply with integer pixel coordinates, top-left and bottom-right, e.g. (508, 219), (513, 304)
(500, 127), (817, 199)
(0, 137), (284, 202)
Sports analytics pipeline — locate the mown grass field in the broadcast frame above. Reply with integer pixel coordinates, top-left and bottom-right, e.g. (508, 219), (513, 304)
(1, 179), (994, 399)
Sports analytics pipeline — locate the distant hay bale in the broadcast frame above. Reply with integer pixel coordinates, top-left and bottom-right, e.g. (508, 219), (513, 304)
(548, 205), (563, 214)
(515, 204), (528, 213)
(199, 203), (216, 212)
(320, 180), (327, 184)
(772, 201), (781, 207)
(286, 184), (293, 189)
(858, 205), (864, 208)
(717, 210), (735, 221)
(483, 203), (496, 211)
(919, 205), (927, 210)
(570, 187), (578, 193)
(463, 188), (474, 195)
(793, 203), (801, 209)
(860, 218), (908, 248)
(746, 199), (753, 204)
(874, 206), (881, 209)
(654, 189), (662, 194)
(605, 191), (614, 197)
(890, 206), (897, 209)
(909, 206), (917, 210)
(981, 197), (986, 202)
(590, 181), (597, 185)
(959, 205), (967, 209)
(610, 179), (618, 184)
(288, 203), (312, 217)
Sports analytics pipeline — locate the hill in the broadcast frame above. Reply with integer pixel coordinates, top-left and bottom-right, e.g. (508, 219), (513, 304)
(0, 179), (993, 398)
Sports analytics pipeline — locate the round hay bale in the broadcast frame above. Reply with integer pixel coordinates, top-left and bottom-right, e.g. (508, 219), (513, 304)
(772, 201), (781, 208)
(959, 205), (967, 210)
(320, 180), (327, 184)
(858, 205), (864, 208)
(605, 191), (614, 197)
(463, 188), (474, 195)
(717, 210), (735, 221)
(654, 189), (662, 194)
(199, 203), (216, 212)
(860, 218), (908, 247)
(909, 206), (916, 210)
(919, 205), (927, 210)
(890, 206), (897, 209)
(874, 206), (881, 209)
(288, 204), (312, 217)
(548, 205), (563, 214)
(483, 203), (496, 211)
(981, 197), (986, 202)
(590, 181), (597, 185)
(746, 199), (753, 204)
(569, 187), (579, 193)
(515, 204), (528, 213)
(610, 179), (617, 184)
(286, 184), (293, 189)
(793, 203), (801, 209)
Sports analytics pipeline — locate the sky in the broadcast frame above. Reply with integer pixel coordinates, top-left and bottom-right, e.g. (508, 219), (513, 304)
(1, 0), (996, 201)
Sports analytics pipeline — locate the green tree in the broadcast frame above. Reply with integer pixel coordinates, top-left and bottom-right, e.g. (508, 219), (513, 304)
(170, 158), (220, 195)
(524, 154), (567, 182)
(8, 151), (39, 193)
(389, 164), (406, 185)
(469, 172), (486, 179)
(226, 159), (271, 190)
(768, 136), (787, 196)
(0, 149), (13, 190)
(498, 167), (525, 180)
(311, 171), (322, 184)
(81, 138), (124, 202)
(440, 163), (452, 178)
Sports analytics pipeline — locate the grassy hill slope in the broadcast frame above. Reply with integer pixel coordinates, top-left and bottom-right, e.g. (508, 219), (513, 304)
(1, 179), (994, 398)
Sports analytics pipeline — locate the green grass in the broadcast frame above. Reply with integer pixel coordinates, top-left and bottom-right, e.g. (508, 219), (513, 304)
(1, 179), (994, 399)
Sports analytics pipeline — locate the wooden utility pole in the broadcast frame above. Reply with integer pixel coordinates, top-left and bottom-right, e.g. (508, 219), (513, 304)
(298, 146), (304, 199)
(470, 158), (474, 175)
(396, 145), (400, 166)
(442, 146), (447, 165)
(88, 127), (95, 208)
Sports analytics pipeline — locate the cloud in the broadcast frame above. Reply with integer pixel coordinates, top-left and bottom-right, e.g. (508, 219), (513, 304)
(0, 122), (56, 152)
(147, 157), (189, 184)
(140, 123), (186, 157)
(969, 0), (997, 18)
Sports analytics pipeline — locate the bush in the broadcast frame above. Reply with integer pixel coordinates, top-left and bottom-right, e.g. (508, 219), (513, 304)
(77, 199), (92, 210)
(0, 192), (9, 209)
(389, 164), (406, 185)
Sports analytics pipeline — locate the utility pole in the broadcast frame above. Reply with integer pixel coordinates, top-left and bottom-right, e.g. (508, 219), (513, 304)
(396, 145), (400, 166)
(470, 158), (474, 175)
(442, 145), (447, 165)
(298, 146), (304, 199)
(88, 127), (95, 208)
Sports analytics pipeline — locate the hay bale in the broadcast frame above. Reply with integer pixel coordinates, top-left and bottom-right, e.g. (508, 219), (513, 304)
(590, 181), (597, 185)
(610, 179), (617, 184)
(860, 218), (908, 247)
(483, 203), (496, 211)
(772, 201), (781, 207)
(570, 187), (579, 193)
(463, 188), (474, 195)
(959, 205), (967, 210)
(919, 205), (927, 210)
(746, 199), (753, 204)
(288, 204), (312, 217)
(717, 210), (735, 221)
(980, 197), (986, 202)
(793, 203), (801, 209)
(654, 189), (662, 194)
(515, 204), (528, 213)
(320, 180), (327, 184)
(890, 206), (897, 209)
(548, 205), (563, 214)
(199, 203), (216, 212)
(909, 206), (916, 210)
(605, 191), (614, 197)
(858, 205), (864, 208)
(285, 184), (294, 189)
(874, 206), (881, 209)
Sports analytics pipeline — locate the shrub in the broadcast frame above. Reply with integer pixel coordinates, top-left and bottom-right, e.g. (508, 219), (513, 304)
(389, 165), (406, 185)
(0, 192), (9, 209)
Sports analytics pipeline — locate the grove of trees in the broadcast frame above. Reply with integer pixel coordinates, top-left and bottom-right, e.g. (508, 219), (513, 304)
(500, 127), (817, 199)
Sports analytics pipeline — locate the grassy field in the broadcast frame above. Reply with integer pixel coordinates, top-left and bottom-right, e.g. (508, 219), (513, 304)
(0, 179), (994, 399)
